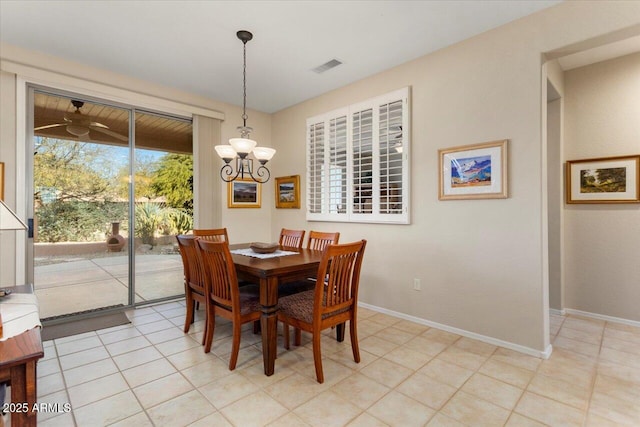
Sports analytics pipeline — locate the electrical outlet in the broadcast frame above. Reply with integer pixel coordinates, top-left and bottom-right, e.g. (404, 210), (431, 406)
(413, 278), (421, 291)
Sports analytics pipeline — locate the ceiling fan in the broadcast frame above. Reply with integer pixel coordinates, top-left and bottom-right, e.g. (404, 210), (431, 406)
(34, 100), (127, 142)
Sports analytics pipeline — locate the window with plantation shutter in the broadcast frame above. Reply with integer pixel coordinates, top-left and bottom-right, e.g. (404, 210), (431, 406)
(306, 87), (410, 224)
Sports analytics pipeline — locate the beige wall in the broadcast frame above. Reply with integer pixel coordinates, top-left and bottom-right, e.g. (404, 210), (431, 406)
(563, 52), (640, 321)
(271, 2), (640, 353)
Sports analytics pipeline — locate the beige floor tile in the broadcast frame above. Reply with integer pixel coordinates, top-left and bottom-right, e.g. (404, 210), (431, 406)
(37, 358), (62, 378)
(585, 412), (628, 427)
(597, 360), (640, 385)
(134, 318), (175, 335)
(367, 313), (401, 327)
(63, 357), (119, 387)
(58, 345), (111, 370)
(133, 372), (194, 409)
(558, 324), (603, 345)
(392, 319), (430, 335)
(515, 391), (585, 427)
(37, 372), (66, 398)
(604, 326), (640, 345)
(67, 372), (129, 408)
(419, 358), (474, 388)
(436, 345), (490, 371)
(374, 326), (416, 345)
(199, 370), (263, 409)
(589, 374), (640, 425)
(553, 335), (601, 358)
(73, 390), (142, 426)
(421, 328), (461, 345)
(453, 337), (497, 356)
(425, 412), (466, 426)
(294, 390), (363, 427)
(145, 326), (188, 345)
(563, 316), (605, 335)
(112, 345), (164, 370)
(403, 335), (450, 356)
(396, 371), (457, 410)
(478, 358), (534, 389)
(154, 334), (202, 356)
(368, 390), (435, 427)
(146, 389), (216, 427)
(605, 322), (640, 335)
(504, 413), (547, 427)
(267, 412), (313, 427)
(55, 335), (103, 356)
(441, 390), (511, 426)
(346, 412), (389, 427)
(490, 347), (541, 372)
(527, 372), (592, 410)
(32, 390), (72, 422)
(359, 357), (413, 387)
(382, 346), (433, 370)
(331, 372), (391, 410)
(461, 373), (523, 410)
(180, 357), (232, 387)
(167, 345), (218, 370)
(37, 412), (76, 427)
(98, 325), (142, 345)
(222, 390), (289, 427)
(108, 411), (154, 427)
(602, 334), (640, 356)
(328, 347), (379, 371)
(357, 319), (389, 338)
(188, 411), (233, 427)
(358, 335), (399, 357)
(264, 371), (330, 409)
(599, 346), (640, 370)
(122, 357), (177, 388)
(105, 335), (152, 357)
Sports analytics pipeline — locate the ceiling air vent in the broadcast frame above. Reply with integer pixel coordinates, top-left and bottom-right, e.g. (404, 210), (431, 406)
(312, 59), (343, 74)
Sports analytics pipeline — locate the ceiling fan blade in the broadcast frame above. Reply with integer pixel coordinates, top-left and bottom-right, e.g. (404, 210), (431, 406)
(34, 123), (65, 131)
(90, 121), (109, 129)
(91, 126), (128, 142)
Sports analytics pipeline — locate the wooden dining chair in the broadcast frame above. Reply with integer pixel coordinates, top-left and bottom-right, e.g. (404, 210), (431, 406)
(279, 228), (305, 249)
(193, 228), (229, 242)
(196, 239), (261, 370)
(278, 239), (367, 383)
(176, 235), (207, 343)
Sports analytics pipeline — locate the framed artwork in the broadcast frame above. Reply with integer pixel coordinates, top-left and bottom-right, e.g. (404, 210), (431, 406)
(275, 175), (300, 209)
(0, 162), (4, 200)
(227, 179), (261, 208)
(438, 139), (508, 200)
(566, 155), (640, 204)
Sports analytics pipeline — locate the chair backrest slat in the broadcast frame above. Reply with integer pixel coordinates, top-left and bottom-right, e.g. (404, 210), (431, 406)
(279, 228), (305, 249)
(307, 231), (340, 251)
(316, 240), (367, 317)
(176, 235), (206, 294)
(193, 228), (229, 242)
(197, 239), (239, 310)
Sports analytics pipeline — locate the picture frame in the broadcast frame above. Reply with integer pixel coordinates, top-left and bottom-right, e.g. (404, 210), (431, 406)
(275, 175), (300, 209)
(0, 162), (4, 200)
(566, 154), (640, 204)
(227, 179), (261, 208)
(438, 139), (508, 200)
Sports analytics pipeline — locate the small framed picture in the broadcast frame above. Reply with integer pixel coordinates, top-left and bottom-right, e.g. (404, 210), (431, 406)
(227, 179), (261, 208)
(275, 175), (300, 209)
(438, 140), (508, 200)
(566, 155), (640, 204)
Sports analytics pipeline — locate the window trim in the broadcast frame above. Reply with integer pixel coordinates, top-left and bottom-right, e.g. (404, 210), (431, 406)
(306, 87), (410, 224)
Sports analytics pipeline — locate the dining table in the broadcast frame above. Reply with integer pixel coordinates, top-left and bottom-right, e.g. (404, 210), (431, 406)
(229, 243), (324, 376)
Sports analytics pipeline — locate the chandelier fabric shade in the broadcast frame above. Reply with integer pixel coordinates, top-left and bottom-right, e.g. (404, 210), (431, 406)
(216, 30), (276, 183)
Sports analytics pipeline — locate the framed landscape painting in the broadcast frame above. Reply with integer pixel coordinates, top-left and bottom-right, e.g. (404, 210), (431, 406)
(227, 179), (261, 208)
(566, 155), (640, 204)
(275, 175), (300, 209)
(438, 140), (508, 200)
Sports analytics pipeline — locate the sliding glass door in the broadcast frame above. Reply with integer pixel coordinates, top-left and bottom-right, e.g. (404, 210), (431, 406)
(29, 89), (192, 320)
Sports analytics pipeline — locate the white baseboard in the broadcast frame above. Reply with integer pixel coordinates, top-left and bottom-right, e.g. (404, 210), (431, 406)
(358, 302), (551, 359)
(564, 308), (640, 328)
(549, 308), (566, 316)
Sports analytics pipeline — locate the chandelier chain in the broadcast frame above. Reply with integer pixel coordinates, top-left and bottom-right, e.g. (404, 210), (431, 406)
(242, 40), (248, 125)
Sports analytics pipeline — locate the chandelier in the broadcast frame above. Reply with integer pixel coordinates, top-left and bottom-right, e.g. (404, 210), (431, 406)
(215, 30), (275, 183)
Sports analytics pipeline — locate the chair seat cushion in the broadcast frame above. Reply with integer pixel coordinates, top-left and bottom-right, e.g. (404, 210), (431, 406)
(215, 285), (261, 316)
(278, 290), (349, 324)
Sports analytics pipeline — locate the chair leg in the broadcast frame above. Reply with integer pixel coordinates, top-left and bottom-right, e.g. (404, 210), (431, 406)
(229, 321), (242, 370)
(349, 318), (360, 363)
(283, 321), (290, 350)
(184, 293), (194, 333)
(336, 322), (345, 342)
(312, 331), (324, 384)
(294, 328), (302, 346)
(204, 307), (215, 353)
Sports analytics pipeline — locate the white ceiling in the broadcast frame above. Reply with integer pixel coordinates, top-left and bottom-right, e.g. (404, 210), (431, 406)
(0, 0), (562, 113)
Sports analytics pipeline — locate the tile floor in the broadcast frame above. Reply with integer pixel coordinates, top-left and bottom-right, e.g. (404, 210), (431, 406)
(4, 303), (640, 426)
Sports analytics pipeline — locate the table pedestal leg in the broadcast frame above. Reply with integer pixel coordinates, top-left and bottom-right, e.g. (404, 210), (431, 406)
(260, 277), (278, 376)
